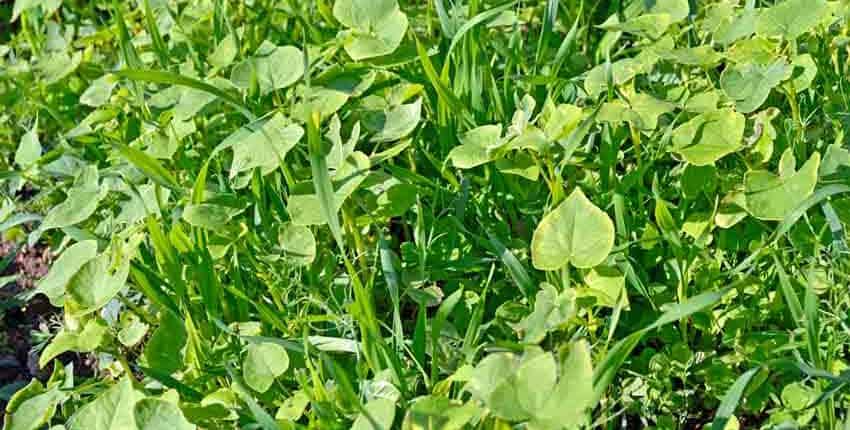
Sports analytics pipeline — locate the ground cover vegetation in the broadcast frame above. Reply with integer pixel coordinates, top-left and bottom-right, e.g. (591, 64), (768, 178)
(1, 0), (850, 428)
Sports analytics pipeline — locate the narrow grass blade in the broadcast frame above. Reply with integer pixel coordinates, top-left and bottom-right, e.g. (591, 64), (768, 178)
(114, 69), (255, 121)
(711, 367), (761, 430)
(114, 143), (180, 191)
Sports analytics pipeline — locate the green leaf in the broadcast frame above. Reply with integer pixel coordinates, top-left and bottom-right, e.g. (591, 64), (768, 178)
(721, 60), (792, 113)
(401, 396), (480, 430)
(80, 75), (118, 107)
(231, 44), (304, 95)
(531, 341), (594, 429)
(65, 243), (133, 317)
(117, 313), (149, 347)
(352, 398), (396, 430)
(134, 398), (195, 430)
(32, 240), (97, 307)
(182, 203), (240, 231)
(115, 143), (180, 191)
(334, 0), (409, 60)
(40, 51), (82, 85)
(39, 318), (109, 368)
(67, 378), (140, 430)
(15, 123), (41, 169)
(756, 0), (830, 39)
(672, 108), (745, 165)
(243, 341), (290, 393)
(289, 151), (371, 226)
(745, 152), (820, 221)
(788, 53), (818, 92)
(209, 34), (238, 69)
(143, 309), (188, 374)
(531, 188), (615, 270)
(580, 266), (627, 308)
(517, 283), (575, 343)
(3, 380), (66, 430)
(366, 98), (422, 143)
(228, 113), (304, 178)
(278, 223), (316, 266)
(39, 166), (103, 232)
(448, 125), (503, 169)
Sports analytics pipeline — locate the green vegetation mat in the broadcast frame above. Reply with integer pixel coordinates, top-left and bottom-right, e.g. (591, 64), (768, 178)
(1, 0), (850, 428)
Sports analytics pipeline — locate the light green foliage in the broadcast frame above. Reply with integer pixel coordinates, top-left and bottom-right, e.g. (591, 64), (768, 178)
(672, 108), (745, 165)
(745, 151), (821, 221)
(243, 341), (290, 393)
(531, 188), (615, 270)
(1, 0), (849, 428)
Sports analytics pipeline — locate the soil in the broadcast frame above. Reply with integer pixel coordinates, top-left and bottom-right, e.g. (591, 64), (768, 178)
(0, 241), (57, 412)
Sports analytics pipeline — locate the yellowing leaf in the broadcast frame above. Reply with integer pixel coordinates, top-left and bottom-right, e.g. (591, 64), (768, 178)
(531, 188), (615, 270)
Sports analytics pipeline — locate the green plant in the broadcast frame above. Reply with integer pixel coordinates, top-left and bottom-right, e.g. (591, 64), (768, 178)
(1, 0), (850, 428)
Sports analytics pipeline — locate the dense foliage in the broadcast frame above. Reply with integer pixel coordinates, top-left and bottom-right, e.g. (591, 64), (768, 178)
(1, 0), (850, 428)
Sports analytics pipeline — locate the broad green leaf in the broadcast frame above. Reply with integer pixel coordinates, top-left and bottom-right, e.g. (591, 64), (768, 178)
(531, 341), (594, 429)
(65, 242), (133, 317)
(12, 0), (61, 22)
(599, 14), (673, 39)
(580, 266), (627, 308)
(597, 92), (673, 131)
(788, 53), (817, 92)
(517, 283), (575, 343)
(39, 319), (108, 368)
(3, 380), (66, 430)
(231, 44), (304, 95)
(720, 60), (792, 113)
(67, 378), (140, 430)
(40, 51), (82, 84)
(750, 108), (780, 164)
(228, 113), (304, 178)
(681, 164), (717, 199)
(117, 313), (149, 347)
(514, 350), (557, 416)
(745, 152), (820, 221)
(713, 7), (757, 45)
(134, 398), (195, 430)
(80, 75), (118, 107)
(663, 45), (723, 67)
(333, 0), (409, 60)
(820, 143), (850, 178)
(366, 98), (422, 143)
(495, 153), (540, 181)
(715, 192), (748, 229)
(756, 0), (830, 39)
(143, 309), (187, 375)
(243, 341), (290, 393)
(672, 108), (745, 165)
(15, 124), (41, 168)
(448, 125), (503, 169)
(39, 166), (103, 232)
(209, 34), (237, 69)
(182, 203), (240, 230)
(276, 391), (310, 421)
(531, 188), (615, 270)
(278, 223), (316, 266)
(584, 56), (656, 97)
(352, 398), (396, 430)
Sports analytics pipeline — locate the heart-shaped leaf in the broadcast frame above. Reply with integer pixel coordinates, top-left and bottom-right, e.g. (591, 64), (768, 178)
(531, 188), (615, 270)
